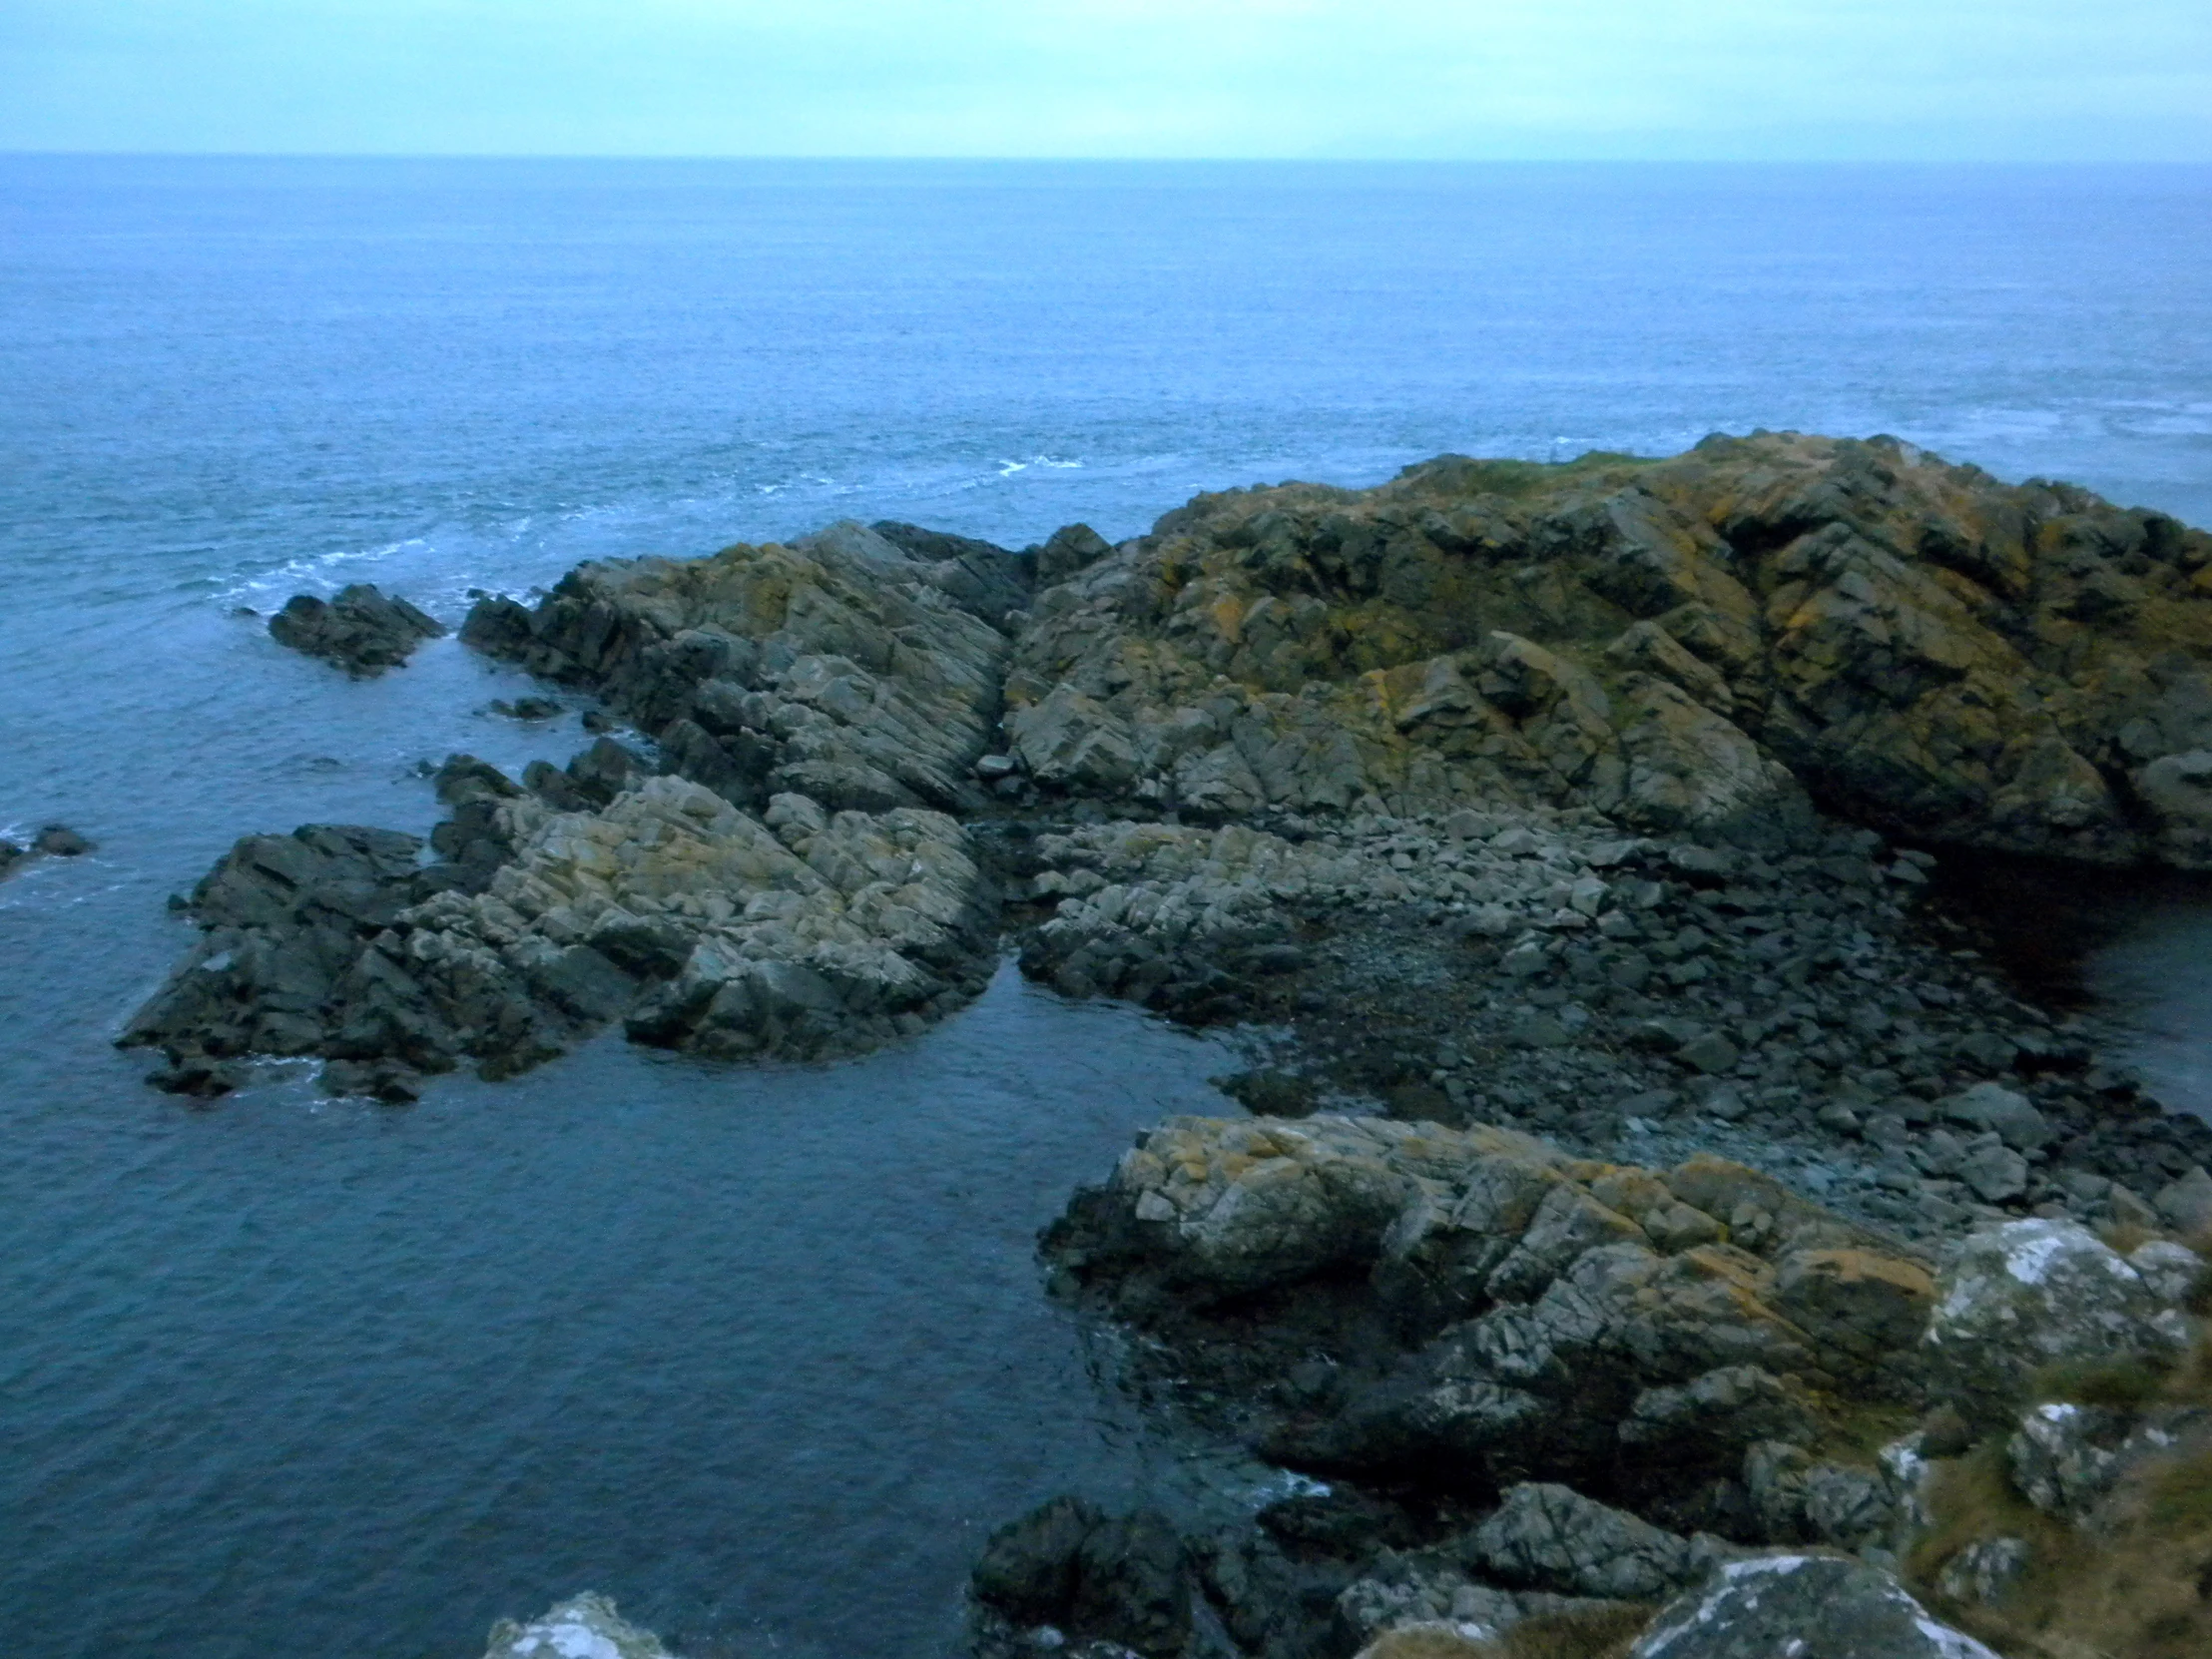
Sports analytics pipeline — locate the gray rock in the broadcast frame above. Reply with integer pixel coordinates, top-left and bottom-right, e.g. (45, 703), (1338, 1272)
(1937, 1082), (2051, 1152)
(2128, 1239), (2204, 1303)
(1619, 1366), (1816, 1465)
(270, 584), (444, 676)
(1625, 1554), (2000, 1658)
(2007, 1401), (2128, 1519)
(1468, 1482), (1700, 1602)
(1953, 1138), (2028, 1204)
(1934, 1536), (2031, 1608)
(1924, 1219), (2192, 1416)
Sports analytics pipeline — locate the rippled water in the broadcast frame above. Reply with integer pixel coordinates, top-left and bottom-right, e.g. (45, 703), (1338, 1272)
(5, 157), (2212, 1657)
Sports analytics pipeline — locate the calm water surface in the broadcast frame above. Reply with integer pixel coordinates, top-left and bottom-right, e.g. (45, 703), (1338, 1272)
(4, 158), (2212, 1657)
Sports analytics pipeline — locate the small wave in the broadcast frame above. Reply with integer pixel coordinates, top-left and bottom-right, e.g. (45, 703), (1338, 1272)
(216, 536), (432, 607)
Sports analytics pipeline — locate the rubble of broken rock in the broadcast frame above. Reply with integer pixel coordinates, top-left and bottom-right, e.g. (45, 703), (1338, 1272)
(999, 804), (2212, 1245)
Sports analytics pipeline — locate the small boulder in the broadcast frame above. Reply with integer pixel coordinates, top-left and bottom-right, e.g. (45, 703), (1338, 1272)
(2155, 1165), (2212, 1236)
(1468, 1483), (1700, 1603)
(1937, 1081), (2051, 1152)
(1626, 1554), (1999, 1658)
(2007, 1401), (2129, 1519)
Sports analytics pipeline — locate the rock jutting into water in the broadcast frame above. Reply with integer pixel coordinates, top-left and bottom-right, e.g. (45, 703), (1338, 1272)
(268, 582), (446, 676)
(1, 823), (94, 880)
(119, 432), (2212, 1654)
(965, 1116), (2208, 1659)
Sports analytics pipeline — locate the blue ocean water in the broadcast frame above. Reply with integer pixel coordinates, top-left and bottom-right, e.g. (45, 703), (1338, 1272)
(3, 156), (2212, 1658)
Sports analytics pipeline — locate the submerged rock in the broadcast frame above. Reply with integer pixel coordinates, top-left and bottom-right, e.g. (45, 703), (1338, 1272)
(1, 823), (95, 879)
(269, 583), (444, 676)
(482, 1592), (677, 1659)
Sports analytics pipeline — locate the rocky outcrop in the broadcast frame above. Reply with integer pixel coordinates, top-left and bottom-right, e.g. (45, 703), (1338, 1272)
(482, 1593), (676, 1659)
(268, 583), (444, 675)
(1, 823), (94, 880)
(121, 752), (995, 1087)
(1922, 1219), (2197, 1420)
(1045, 1114), (1935, 1525)
(998, 433), (2212, 864)
(1003, 1111), (2211, 1658)
(459, 519), (1029, 814)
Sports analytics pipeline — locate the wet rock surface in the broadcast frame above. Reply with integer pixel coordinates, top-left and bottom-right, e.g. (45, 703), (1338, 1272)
(1, 822), (95, 879)
(268, 583), (445, 675)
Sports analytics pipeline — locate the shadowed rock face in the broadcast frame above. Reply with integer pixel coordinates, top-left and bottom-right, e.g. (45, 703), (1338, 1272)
(268, 583), (445, 676)
(1003, 432), (2212, 863)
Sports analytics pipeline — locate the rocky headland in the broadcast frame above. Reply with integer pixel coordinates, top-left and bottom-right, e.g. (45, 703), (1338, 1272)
(122, 432), (2212, 1655)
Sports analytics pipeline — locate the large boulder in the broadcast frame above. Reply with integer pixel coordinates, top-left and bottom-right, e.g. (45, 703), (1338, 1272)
(1047, 1115), (1931, 1511)
(1922, 1219), (2193, 1417)
(1625, 1555), (1997, 1658)
(268, 583), (444, 676)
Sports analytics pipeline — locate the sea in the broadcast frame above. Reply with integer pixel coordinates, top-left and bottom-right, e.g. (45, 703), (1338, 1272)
(3, 157), (2211, 1659)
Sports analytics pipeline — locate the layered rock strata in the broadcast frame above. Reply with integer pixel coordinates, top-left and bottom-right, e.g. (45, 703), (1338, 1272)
(1000, 433), (2212, 864)
(123, 748), (995, 1086)
(458, 519), (1021, 814)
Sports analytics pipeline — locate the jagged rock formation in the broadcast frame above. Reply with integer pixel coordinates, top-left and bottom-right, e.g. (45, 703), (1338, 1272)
(1000, 433), (2212, 863)
(122, 748), (994, 1086)
(268, 583), (445, 675)
(459, 519), (1022, 814)
(982, 1114), (2207, 1659)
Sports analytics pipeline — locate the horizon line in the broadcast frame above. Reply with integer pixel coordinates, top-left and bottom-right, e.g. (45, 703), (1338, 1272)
(7, 150), (2212, 167)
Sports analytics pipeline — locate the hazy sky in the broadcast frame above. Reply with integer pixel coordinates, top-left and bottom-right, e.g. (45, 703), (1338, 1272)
(3, 0), (2208, 160)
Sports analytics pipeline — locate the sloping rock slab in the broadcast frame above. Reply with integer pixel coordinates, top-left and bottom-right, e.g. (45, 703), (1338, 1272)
(460, 520), (1016, 813)
(1626, 1554), (1997, 1659)
(122, 762), (996, 1083)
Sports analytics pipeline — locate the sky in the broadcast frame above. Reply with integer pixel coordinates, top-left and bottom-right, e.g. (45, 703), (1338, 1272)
(2, 0), (2208, 161)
